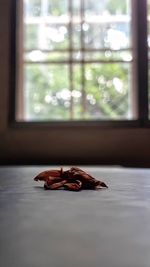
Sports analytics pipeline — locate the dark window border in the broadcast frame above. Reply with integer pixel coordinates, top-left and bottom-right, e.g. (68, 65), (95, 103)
(9, 0), (149, 129)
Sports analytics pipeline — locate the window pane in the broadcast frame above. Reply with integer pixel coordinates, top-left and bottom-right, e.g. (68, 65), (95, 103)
(84, 0), (131, 50)
(24, 0), (68, 17)
(23, 64), (70, 120)
(72, 24), (81, 49)
(24, 23), (69, 50)
(24, 0), (69, 50)
(83, 22), (130, 50)
(84, 63), (132, 119)
(47, 0), (68, 16)
(85, 0), (130, 16)
(16, 0), (133, 121)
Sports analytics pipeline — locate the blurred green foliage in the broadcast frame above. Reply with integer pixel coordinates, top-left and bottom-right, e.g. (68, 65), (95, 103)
(23, 0), (131, 120)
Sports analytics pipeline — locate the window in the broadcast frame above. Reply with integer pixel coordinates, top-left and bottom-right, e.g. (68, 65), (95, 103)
(15, 0), (135, 122)
(1, 0), (150, 166)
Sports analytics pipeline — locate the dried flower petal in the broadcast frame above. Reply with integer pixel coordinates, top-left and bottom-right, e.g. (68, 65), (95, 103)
(34, 167), (108, 191)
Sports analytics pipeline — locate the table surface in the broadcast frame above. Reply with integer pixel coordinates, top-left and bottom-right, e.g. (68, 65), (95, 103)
(0, 166), (150, 267)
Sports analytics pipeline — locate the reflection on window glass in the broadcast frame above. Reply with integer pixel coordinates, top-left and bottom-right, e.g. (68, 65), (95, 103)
(17, 0), (132, 121)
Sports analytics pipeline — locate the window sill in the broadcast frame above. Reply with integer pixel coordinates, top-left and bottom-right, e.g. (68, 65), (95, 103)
(8, 119), (147, 129)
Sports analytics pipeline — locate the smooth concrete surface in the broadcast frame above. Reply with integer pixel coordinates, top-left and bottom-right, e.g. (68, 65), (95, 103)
(0, 166), (150, 267)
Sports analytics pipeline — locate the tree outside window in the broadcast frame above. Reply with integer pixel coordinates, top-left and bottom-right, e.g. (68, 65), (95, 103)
(17, 0), (132, 121)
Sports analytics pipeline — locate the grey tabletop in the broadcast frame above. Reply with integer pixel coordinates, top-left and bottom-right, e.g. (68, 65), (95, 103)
(0, 166), (150, 267)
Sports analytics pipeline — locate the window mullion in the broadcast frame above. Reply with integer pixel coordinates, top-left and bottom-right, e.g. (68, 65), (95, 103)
(80, 0), (86, 117)
(68, 0), (74, 120)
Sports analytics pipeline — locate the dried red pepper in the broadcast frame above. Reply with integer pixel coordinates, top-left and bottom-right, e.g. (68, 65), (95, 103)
(34, 167), (108, 191)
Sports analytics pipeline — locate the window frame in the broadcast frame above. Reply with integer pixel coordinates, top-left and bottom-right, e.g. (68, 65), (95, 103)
(9, 0), (150, 129)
